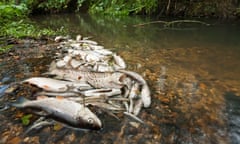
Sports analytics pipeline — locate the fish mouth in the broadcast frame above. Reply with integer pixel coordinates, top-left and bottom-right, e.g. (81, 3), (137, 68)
(78, 121), (102, 131)
(90, 123), (103, 131)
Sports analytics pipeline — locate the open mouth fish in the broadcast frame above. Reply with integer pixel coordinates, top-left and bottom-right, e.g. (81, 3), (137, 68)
(10, 96), (102, 130)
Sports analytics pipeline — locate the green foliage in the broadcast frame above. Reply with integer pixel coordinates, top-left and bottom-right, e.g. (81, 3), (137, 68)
(0, 3), (28, 23)
(37, 0), (68, 11)
(89, 0), (158, 16)
(0, 44), (14, 53)
(21, 114), (32, 126)
(23, 0), (86, 13)
(76, 0), (86, 11)
(0, 20), (66, 38)
(236, 8), (240, 16)
(1, 0), (238, 18)
(0, 2), (67, 38)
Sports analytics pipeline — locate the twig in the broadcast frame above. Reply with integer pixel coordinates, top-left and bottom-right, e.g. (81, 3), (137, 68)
(133, 20), (211, 27)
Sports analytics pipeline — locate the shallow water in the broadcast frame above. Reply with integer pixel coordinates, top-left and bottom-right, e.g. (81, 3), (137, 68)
(1, 14), (240, 143)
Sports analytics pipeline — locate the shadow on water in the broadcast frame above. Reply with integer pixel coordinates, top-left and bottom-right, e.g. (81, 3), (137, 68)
(0, 13), (240, 143)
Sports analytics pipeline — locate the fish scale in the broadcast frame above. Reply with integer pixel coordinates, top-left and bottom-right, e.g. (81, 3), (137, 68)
(49, 69), (124, 89)
(10, 97), (102, 130)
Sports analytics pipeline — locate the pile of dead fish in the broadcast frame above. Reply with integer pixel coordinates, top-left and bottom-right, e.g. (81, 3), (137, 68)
(10, 35), (151, 131)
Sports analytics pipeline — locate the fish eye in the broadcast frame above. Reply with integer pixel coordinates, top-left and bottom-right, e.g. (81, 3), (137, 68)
(87, 118), (94, 124)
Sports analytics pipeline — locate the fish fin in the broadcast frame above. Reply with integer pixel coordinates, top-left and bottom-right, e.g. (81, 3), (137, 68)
(22, 118), (54, 137)
(99, 107), (120, 121)
(10, 97), (29, 108)
(123, 112), (145, 124)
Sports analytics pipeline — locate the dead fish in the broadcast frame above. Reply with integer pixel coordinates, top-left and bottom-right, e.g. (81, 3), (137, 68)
(79, 40), (98, 45)
(70, 59), (83, 69)
(129, 82), (140, 99)
(23, 77), (92, 92)
(89, 45), (104, 50)
(117, 69), (147, 85)
(48, 69), (125, 89)
(88, 102), (125, 111)
(117, 70), (151, 108)
(55, 36), (70, 42)
(10, 96), (102, 130)
(133, 98), (143, 116)
(94, 49), (113, 55)
(85, 52), (102, 62)
(56, 60), (67, 68)
(113, 54), (126, 69)
(140, 84), (151, 108)
(35, 91), (81, 97)
(86, 72), (125, 89)
(93, 63), (114, 72)
(81, 88), (121, 97)
(76, 35), (82, 41)
(23, 117), (54, 136)
(128, 98), (134, 113)
(123, 112), (144, 124)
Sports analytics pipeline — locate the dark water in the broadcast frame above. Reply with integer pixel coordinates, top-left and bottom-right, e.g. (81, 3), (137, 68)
(226, 92), (240, 144)
(1, 14), (240, 143)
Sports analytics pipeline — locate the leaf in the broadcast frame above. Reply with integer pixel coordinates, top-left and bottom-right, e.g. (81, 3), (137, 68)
(21, 114), (33, 126)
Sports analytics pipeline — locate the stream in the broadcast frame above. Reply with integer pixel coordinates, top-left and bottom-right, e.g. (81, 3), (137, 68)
(0, 14), (240, 144)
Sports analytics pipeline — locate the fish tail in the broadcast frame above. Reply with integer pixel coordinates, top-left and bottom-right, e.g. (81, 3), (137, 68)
(10, 96), (29, 108)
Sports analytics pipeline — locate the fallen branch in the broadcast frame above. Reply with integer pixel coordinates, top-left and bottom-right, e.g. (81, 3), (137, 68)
(133, 20), (211, 27)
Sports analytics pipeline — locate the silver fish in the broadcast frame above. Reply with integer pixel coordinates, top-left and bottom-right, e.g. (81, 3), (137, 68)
(79, 40), (98, 45)
(35, 91), (80, 97)
(129, 82), (140, 99)
(113, 54), (126, 69)
(117, 70), (151, 108)
(48, 69), (125, 89)
(94, 49), (113, 55)
(133, 98), (143, 116)
(117, 69), (147, 85)
(11, 96), (102, 130)
(23, 77), (92, 92)
(123, 112), (144, 124)
(88, 102), (125, 111)
(23, 117), (54, 136)
(81, 88), (121, 97)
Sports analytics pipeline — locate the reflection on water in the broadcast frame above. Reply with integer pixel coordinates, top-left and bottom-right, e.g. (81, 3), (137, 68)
(0, 14), (240, 143)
